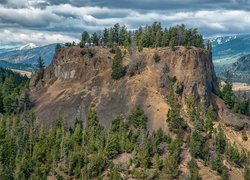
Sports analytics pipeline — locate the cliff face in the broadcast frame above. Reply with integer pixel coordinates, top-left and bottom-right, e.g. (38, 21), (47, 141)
(30, 46), (216, 131)
(161, 48), (216, 103)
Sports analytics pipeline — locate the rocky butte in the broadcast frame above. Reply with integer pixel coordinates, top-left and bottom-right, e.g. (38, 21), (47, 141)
(30, 46), (217, 131)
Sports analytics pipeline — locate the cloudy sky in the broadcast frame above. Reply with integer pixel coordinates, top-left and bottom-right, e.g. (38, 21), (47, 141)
(0, 0), (250, 47)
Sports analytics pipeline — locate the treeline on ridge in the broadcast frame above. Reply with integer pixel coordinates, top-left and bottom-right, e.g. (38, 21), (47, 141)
(65, 22), (205, 49)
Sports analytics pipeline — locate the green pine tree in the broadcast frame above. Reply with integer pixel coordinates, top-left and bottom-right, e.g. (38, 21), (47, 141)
(111, 48), (125, 80)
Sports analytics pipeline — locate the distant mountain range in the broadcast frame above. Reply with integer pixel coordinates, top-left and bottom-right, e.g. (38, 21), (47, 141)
(0, 43), (58, 71)
(211, 34), (250, 72)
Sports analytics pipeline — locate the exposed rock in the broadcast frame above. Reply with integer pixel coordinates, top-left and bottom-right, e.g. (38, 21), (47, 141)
(30, 46), (216, 131)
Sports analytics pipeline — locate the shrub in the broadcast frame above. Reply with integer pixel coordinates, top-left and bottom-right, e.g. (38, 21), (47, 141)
(79, 41), (85, 48)
(185, 45), (192, 49)
(81, 49), (87, 56)
(138, 45), (143, 52)
(244, 166), (250, 180)
(65, 41), (75, 47)
(169, 76), (177, 83)
(127, 64), (137, 77)
(153, 53), (160, 63)
(175, 83), (184, 95)
(242, 131), (248, 141)
(162, 64), (169, 74)
(127, 58), (145, 77)
(87, 49), (95, 58)
(109, 47), (116, 54)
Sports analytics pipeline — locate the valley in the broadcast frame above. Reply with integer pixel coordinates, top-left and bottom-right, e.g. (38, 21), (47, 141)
(11, 68), (32, 77)
(233, 83), (250, 92)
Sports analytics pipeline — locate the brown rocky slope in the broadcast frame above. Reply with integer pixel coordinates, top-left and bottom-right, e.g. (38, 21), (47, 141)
(30, 46), (216, 132)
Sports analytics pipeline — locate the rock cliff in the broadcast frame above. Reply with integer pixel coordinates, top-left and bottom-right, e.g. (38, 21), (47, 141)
(30, 46), (216, 131)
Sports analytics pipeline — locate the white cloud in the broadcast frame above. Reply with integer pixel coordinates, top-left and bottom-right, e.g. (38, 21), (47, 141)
(1, 3), (250, 46)
(0, 5), (61, 27)
(0, 28), (79, 46)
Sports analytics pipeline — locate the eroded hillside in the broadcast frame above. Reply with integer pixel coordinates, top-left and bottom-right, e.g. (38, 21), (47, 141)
(30, 46), (216, 131)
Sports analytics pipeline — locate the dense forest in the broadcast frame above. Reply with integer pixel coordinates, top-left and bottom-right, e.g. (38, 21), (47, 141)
(65, 22), (207, 50)
(0, 68), (29, 114)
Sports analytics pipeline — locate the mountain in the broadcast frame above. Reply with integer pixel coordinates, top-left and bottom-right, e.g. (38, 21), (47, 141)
(15, 43), (38, 50)
(211, 34), (250, 72)
(0, 60), (34, 71)
(0, 47), (16, 54)
(219, 54), (250, 83)
(0, 43), (58, 70)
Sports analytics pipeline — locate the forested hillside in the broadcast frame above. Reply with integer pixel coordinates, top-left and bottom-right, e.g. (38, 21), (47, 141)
(0, 68), (29, 114)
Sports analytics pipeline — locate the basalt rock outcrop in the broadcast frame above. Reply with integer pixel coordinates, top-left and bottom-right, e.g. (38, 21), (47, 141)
(30, 46), (216, 131)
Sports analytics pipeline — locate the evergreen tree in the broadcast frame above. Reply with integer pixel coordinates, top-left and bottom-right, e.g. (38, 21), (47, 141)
(112, 23), (120, 44)
(55, 43), (62, 50)
(81, 31), (90, 46)
(188, 158), (200, 180)
(129, 106), (148, 130)
(37, 56), (45, 70)
(244, 166), (250, 180)
(222, 81), (234, 109)
(139, 142), (151, 168)
(164, 140), (181, 179)
(119, 25), (128, 46)
(189, 130), (205, 159)
(155, 30), (162, 48)
(105, 134), (120, 158)
(86, 107), (102, 133)
(204, 105), (214, 134)
(91, 32), (99, 45)
(103, 28), (109, 45)
(215, 127), (226, 154)
(111, 48), (125, 80)
(164, 155), (179, 179)
(206, 40), (212, 52)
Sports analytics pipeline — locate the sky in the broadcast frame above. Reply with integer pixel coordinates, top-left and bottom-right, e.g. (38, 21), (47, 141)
(0, 0), (250, 47)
